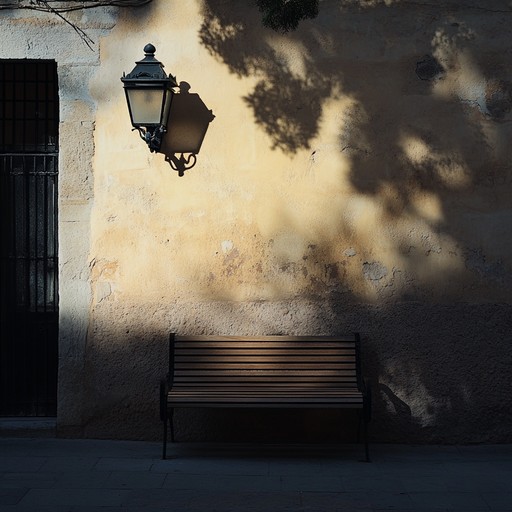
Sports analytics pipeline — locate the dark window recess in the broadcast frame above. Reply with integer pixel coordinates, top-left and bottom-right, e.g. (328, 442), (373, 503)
(0, 60), (59, 417)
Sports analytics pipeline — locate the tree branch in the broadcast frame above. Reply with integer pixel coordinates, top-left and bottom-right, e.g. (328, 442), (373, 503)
(0, 0), (153, 50)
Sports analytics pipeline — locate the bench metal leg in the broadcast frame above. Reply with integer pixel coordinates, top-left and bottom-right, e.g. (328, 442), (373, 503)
(362, 385), (372, 463)
(169, 408), (175, 443)
(354, 409), (370, 462)
(160, 380), (169, 459)
(363, 416), (370, 463)
(162, 412), (168, 460)
(162, 409), (175, 460)
(356, 409), (362, 443)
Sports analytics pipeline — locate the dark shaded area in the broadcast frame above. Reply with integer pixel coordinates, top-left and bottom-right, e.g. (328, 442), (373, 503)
(76, 301), (512, 444)
(196, 302), (510, 444)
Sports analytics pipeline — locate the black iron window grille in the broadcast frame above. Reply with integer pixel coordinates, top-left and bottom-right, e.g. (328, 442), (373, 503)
(0, 60), (59, 416)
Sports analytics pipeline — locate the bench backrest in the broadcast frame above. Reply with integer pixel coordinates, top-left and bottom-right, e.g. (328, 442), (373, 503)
(169, 334), (362, 390)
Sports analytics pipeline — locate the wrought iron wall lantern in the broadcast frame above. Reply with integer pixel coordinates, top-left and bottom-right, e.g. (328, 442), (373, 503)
(121, 44), (214, 175)
(121, 44), (176, 153)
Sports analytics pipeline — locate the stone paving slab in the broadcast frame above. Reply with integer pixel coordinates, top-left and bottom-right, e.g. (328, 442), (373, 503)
(13, 488), (129, 508)
(0, 438), (511, 511)
(162, 473), (282, 492)
(51, 471), (111, 489)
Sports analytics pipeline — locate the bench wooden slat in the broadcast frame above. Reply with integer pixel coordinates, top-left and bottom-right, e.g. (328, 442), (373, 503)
(169, 390), (364, 405)
(175, 356), (355, 363)
(167, 402), (364, 409)
(174, 375), (356, 378)
(173, 377), (357, 382)
(168, 395), (363, 407)
(173, 379), (357, 385)
(174, 342), (354, 354)
(173, 371), (357, 378)
(175, 335), (357, 342)
(169, 384), (361, 396)
(172, 380), (357, 386)
(173, 378), (357, 382)
(174, 339), (354, 350)
(174, 364), (354, 371)
(169, 391), (363, 397)
(170, 392), (363, 397)
(175, 349), (356, 356)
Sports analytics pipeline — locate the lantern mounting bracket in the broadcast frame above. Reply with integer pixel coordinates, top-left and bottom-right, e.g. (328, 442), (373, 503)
(132, 126), (166, 153)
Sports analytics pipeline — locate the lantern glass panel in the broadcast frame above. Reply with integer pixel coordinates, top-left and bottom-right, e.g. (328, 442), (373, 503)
(126, 87), (164, 126)
(161, 88), (173, 129)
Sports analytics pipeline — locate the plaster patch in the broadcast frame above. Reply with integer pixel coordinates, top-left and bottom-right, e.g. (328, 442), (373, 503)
(416, 54), (445, 81)
(221, 240), (234, 253)
(431, 41), (493, 118)
(362, 261), (388, 281)
(464, 248), (506, 285)
(95, 281), (112, 303)
(272, 233), (307, 264)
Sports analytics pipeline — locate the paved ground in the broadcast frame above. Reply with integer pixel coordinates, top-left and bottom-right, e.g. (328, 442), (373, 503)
(0, 437), (511, 511)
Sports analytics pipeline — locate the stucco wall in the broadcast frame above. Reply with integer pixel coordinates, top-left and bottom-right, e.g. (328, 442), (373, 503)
(3, 1), (512, 442)
(84, 0), (512, 442)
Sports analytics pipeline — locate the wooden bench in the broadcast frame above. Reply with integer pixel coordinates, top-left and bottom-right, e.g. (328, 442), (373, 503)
(160, 333), (371, 460)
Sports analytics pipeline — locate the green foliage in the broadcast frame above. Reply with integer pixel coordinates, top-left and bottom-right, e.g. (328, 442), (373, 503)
(255, 0), (319, 32)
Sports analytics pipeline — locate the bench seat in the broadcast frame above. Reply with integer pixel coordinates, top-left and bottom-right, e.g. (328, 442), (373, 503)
(168, 387), (364, 407)
(161, 334), (371, 460)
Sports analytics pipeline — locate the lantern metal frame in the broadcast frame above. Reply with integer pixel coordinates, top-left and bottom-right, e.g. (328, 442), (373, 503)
(121, 44), (178, 153)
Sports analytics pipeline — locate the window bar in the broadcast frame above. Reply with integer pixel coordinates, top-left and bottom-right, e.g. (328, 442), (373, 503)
(33, 155), (40, 413)
(23, 156), (30, 412)
(42, 156), (49, 414)
(13, 157), (20, 411)
(9, 156), (15, 411)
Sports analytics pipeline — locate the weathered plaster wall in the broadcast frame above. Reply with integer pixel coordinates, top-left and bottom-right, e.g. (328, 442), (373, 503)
(3, 1), (511, 442)
(81, 0), (512, 442)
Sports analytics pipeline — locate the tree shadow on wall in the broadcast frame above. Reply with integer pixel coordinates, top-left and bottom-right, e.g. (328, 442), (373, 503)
(199, 0), (512, 197)
(188, 0), (512, 443)
(198, 0), (512, 299)
(199, 3), (332, 153)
